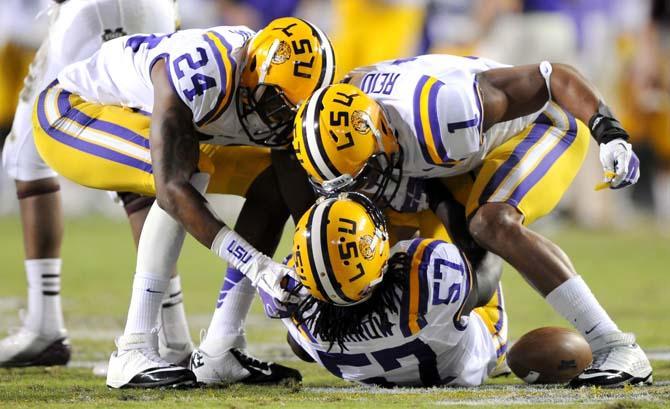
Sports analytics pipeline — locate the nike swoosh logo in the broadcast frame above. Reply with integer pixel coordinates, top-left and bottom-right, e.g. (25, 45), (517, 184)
(578, 371), (624, 380)
(585, 323), (600, 335)
(258, 367), (272, 376)
(146, 288), (164, 294)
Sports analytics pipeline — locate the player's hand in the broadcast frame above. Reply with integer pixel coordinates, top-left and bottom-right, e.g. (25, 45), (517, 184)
(257, 284), (297, 319)
(597, 139), (640, 189)
(242, 254), (300, 305)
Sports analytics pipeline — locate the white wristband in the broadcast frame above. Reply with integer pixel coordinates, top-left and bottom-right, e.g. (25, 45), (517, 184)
(211, 227), (259, 274)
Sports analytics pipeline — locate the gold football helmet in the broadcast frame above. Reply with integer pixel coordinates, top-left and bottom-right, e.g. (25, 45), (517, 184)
(237, 17), (335, 146)
(292, 192), (390, 306)
(292, 83), (401, 204)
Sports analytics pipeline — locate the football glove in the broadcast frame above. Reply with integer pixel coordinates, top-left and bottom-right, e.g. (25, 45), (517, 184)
(211, 227), (299, 304)
(597, 139), (640, 190)
(589, 103), (640, 190)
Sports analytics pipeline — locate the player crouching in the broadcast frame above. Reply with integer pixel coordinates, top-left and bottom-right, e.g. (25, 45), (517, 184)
(274, 193), (508, 387)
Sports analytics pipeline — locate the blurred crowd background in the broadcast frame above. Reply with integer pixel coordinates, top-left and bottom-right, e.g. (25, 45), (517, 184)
(0, 0), (668, 233)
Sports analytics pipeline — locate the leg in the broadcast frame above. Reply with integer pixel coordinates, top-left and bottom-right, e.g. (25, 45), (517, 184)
(106, 174), (209, 389)
(427, 177), (502, 310)
(271, 148), (316, 222)
(0, 77), (70, 366)
(116, 191), (194, 366)
(466, 106), (651, 387)
(0, 178), (70, 367)
(469, 202), (573, 296)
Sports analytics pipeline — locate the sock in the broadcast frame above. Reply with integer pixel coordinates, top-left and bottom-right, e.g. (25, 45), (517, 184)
(124, 174), (208, 342)
(123, 273), (170, 336)
(546, 275), (620, 343)
(199, 267), (254, 354)
(25, 258), (65, 336)
(159, 275), (192, 347)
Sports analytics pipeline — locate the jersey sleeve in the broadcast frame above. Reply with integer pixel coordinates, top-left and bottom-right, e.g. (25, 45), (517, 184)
(412, 74), (483, 166)
(163, 31), (237, 127)
(398, 239), (472, 338)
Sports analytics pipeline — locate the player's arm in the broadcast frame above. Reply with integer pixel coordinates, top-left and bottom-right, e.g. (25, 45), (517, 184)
(150, 59), (221, 246)
(149, 60), (297, 302)
(477, 63), (639, 188)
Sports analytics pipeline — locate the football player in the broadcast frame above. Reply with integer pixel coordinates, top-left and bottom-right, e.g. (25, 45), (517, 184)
(32, 17), (335, 388)
(292, 55), (652, 387)
(1, 0), (179, 368)
(269, 193), (507, 387)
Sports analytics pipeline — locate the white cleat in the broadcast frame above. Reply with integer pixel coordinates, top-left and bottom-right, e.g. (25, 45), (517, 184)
(0, 326), (70, 368)
(569, 332), (653, 388)
(189, 346), (251, 385)
(189, 346), (302, 386)
(94, 334), (194, 377)
(106, 331), (196, 389)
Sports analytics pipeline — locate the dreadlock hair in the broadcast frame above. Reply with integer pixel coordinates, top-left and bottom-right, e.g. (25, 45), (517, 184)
(291, 251), (410, 352)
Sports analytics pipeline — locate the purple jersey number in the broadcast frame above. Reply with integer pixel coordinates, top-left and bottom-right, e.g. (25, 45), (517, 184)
(316, 338), (443, 387)
(172, 48), (217, 101)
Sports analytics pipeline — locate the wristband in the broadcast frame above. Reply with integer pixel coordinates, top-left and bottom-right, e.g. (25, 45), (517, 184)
(211, 227), (259, 273)
(588, 101), (629, 145)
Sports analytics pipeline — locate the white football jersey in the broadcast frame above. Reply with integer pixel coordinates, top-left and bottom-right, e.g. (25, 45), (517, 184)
(58, 25), (255, 145)
(281, 239), (499, 387)
(347, 54), (547, 178)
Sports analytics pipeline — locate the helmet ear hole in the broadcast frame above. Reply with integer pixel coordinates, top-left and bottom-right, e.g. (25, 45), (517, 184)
(249, 56), (257, 72)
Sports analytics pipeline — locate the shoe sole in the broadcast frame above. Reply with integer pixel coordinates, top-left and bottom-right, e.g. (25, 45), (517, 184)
(0, 338), (71, 368)
(107, 367), (198, 389)
(107, 377), (198, 389)
(569, 372), (653, 388)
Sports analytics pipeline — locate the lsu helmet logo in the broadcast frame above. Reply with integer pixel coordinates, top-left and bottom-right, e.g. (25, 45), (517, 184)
(272, 41), (291, 64)
(351, 110), (370, 135)
(358, 234), (376, 261)
(292, 193), (389, 306)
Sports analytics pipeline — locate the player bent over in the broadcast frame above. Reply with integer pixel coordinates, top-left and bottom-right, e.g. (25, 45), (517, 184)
(32, 18), (335, 388)
(271, 193), (507, 387)
(0, 0), (178, 368)
(293, 55), (651, 387)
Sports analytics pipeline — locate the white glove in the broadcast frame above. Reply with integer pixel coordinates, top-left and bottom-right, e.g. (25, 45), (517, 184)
(598, 139), (640, 189)
(211, 227), (298, 304)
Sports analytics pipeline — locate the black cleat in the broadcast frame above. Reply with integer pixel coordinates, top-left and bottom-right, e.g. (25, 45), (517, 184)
(230, 348), (302, 385)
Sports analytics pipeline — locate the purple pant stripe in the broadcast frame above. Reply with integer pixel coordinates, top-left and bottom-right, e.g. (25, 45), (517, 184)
(507, 112), (578, 205)
(478, 122), (551, 207)
(56, 89), (150, 149)
(37, 86), (153, 174)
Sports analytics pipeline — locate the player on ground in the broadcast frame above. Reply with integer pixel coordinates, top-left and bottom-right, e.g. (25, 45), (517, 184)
(292, 55), (651, 387)
(270, 193), (507, 387)
(0, 0), (179, 368)
(32, 17), (335, 388)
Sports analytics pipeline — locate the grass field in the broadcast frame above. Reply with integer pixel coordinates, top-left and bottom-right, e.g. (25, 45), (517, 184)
(0, 216), (669, 408)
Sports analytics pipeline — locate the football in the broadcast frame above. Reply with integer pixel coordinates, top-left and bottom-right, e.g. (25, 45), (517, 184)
(507, 327), (592, 384)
